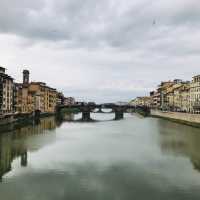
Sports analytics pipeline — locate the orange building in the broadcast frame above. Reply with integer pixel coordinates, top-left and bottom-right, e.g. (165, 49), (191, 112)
(14, 70), (58, 114)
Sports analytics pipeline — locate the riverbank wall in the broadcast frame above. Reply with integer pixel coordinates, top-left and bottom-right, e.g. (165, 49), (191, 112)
(0, 112), (56, 127)
(0, 115), (16, 126)
(135, 107), (150, 117)
(150, 110), (200, 128)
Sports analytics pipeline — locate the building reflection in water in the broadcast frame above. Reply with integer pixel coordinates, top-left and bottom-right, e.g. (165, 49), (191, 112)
(0, 113), (74, 181)
(156, 119), (200, 172)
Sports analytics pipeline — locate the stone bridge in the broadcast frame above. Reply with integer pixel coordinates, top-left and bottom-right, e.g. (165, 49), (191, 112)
(56, 103), (136, 121)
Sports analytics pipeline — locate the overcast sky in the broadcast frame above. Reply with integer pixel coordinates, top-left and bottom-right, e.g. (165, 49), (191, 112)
(0, 0), (200, 102)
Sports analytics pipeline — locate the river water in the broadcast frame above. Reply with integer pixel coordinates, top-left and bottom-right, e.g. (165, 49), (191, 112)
(0, 113), (200, 200)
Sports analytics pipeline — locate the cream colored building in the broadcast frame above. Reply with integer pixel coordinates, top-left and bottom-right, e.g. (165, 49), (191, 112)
(150, 91), (160, 109)
(156, 80), (190, 112)
(158, 81), (174, 110)
(130, 96), (152, 107)
(190, 75), (200, 113)
(0, 67), (14, 114)
(64, 97), (75, 105)
(173, 84), (190, 112)
(181, 85), (190, 112)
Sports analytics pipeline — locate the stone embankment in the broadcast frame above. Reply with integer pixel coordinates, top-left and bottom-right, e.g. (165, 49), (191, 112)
(0, 114), (15, 126)
(0, 112), (55, 128)
(150, 109), (200, 128)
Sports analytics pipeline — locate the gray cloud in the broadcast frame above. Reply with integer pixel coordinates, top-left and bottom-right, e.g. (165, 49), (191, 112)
(0, 0), (200, 101)
(0, 0), (200, 49)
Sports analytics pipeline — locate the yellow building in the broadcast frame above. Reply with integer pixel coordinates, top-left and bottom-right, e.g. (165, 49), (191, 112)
(44, 86), (57, 113)
(150, 79), (190, 112)
(29, 82), (57, 113)
(130, 96), (152, 107)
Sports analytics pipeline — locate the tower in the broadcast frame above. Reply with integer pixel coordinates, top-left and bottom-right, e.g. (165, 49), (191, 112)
(0, 66), (5, 74)
(23, 70), (30, 84)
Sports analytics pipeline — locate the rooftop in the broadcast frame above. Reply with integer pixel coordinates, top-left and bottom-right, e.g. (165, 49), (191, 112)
(193, 75), (200, 78)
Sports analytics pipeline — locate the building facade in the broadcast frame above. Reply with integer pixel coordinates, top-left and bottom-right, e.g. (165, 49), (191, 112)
(150, 79), (190, 112)
(0, 67), (70, 116)
(190, 75), (200, 113)
(64, 97), (75, 105)
(57, 92), (65, 106)
(14, 83), (34, 113)
(130, 96), (151, 107)
(173, 83), (190, 112)
(29, 82), (57, 113)
(150, 91), (160, 109)
(0, 67), (14, 114)
(15, 70), (58, 114)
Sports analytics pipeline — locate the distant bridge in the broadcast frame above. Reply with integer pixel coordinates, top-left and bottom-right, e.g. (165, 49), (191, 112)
(56, 103), (148, 121)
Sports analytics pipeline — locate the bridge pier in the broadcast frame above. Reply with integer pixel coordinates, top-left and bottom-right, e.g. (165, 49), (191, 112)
(82, 111), (91, 121)
(98, 107), (103, 113)
(115, 110), (124, 120)
(33, 110), (41, 120)
(111, 109), (115, 113)
(21, 152), (28, 167)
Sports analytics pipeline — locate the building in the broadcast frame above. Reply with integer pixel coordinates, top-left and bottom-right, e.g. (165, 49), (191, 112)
(150, 91), (160, 109)
(190, 75), (200, 113)
(44, 86), (57, 113)
(165, 86), (174, 111)
(0, 67), (14, 114)
(131, 75), (200, 114)
(158, 81), (174, 110)
(130, 96), (151, 107)
(56, 92), (65, 105)
(29, 82), (57, 113)
(155, 79), (190, 111)
(164, 81), (182, 111)
(14, 83), (34, 113)
(145, 78), (192, 113)
(15, 70), (58, 114)
(180, 85), (190, 112)
(64, 97), (75, 105)
(152, 80), (190, 112)
(173, 83), (190, 112)
(14, 70), (34, 113)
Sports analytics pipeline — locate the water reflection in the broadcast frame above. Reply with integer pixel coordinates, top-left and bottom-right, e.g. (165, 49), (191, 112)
(0, 132), (28, 181)
(1, 115), (200, 199)
(157, 119), (200, 172)
(0, 113), (74, 180)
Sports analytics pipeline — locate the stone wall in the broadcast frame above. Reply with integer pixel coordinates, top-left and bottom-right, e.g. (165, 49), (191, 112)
(150, 110), (200, 127)
(0, 115), (15, 126)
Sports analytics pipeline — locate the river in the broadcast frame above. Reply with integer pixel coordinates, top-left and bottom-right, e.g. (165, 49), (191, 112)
(0, 113), (200, 200)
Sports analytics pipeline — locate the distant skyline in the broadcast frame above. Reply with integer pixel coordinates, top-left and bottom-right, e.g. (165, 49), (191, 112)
(0, 0), (200, 102)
